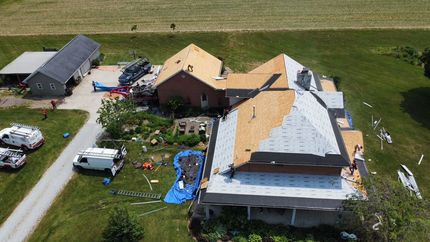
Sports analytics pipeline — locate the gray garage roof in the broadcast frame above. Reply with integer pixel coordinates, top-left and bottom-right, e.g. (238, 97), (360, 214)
(0, 52), (57, 75)
(23, 35), (100, 84)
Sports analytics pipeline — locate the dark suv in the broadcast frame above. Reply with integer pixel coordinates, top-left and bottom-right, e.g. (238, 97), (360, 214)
(118, 58), (152, 85)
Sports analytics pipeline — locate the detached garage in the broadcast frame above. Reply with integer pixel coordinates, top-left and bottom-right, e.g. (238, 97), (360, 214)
(23, 35), (100, 96)
(0, 51), (57, 83)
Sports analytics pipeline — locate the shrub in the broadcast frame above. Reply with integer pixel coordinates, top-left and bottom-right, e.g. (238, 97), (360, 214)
(233, 235), (248, 242)
(248, 233), (262, 242)
(178, 134), (201, 147)
(102, 207), (144, 242)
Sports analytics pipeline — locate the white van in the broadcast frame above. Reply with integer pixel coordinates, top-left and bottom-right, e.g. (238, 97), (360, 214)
(73, 145), (127, 176)
(0, 123), (44, 151)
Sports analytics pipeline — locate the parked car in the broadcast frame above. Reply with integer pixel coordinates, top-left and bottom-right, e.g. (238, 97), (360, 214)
(0, 123), (44, 151)
(73, 145), (127, 176)
(118, 58), (152, 85)
(0, 148), (26, 169)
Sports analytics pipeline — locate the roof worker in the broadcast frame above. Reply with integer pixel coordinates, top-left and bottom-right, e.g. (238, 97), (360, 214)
(350, 160), (357, 175)
(92, 81), (96, 92)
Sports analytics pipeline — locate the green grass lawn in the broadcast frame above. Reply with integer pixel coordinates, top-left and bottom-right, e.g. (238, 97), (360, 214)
(0, 0), (429, 35)
(29, 143), (192, 242)
(0, 107), (87, 224)
(1, 30), (429, 240)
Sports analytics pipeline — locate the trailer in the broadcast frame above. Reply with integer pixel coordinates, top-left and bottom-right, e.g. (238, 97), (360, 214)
(0, 148), (26, 169)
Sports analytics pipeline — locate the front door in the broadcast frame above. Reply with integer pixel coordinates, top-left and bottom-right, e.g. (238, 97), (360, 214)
(201, 93), (208, 109)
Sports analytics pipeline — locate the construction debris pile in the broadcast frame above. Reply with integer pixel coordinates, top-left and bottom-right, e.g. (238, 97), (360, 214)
(178, 155), (201, 185)
(164, 150), (205, 204)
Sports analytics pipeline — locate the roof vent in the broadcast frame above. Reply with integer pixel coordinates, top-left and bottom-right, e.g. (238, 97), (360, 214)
(175, 59), (181, 64)
(252, 105), (256, 119)
(187, 65), (193, 72)
(297, 68), (312, 90)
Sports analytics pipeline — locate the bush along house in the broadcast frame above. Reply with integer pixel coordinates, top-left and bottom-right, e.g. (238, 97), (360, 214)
(197, 53), (368, 227)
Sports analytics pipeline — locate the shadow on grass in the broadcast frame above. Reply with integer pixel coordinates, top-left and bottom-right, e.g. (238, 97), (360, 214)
(401, 87), (430, 129)
(75, 168), (114, 179)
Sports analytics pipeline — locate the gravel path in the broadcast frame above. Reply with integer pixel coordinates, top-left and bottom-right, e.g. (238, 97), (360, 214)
(0, 68), (120, 242)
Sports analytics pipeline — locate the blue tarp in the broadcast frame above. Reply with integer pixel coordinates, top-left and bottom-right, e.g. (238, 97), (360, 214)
(346, 111), (354, 128)
(164, 150), (205, 204)
(94, 81), (116, 91)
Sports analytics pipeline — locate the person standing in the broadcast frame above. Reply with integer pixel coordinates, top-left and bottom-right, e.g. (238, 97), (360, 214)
(50, 100), (57, 110)
(92, 81), (96, 92)
(42, 109), (48, 120)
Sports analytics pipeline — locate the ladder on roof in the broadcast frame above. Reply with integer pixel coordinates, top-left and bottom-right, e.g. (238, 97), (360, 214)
(110, 189), (162, 199)
(10, 123), (40, 130)
(79, 150), (121, 159)
(0, 149), (23, 158)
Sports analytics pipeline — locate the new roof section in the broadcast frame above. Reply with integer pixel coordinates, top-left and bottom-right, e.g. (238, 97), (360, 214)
(155, 44), (225, 90)
(0, 52), (57, 75)
(23, 35), (100, 84)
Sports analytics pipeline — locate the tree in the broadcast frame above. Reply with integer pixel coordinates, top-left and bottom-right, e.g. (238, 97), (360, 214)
(420, 48), (430, 78)
(103, 207), (144, 242)
(166, 96), (184, 119)
(343, 177), (430, 242)
(97, 98), (135, 138)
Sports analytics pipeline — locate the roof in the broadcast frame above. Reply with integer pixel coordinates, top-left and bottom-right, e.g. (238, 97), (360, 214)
(226, 73), (275, 90)
(201, 127), (358, 210)
(314, 91), (344, 109)
(155, 44), (224, 90)
(0, 52), (57, 75)
(23, 35), (100, 84)
(249, 54), (289, 89)
(321, 79), (337, 92)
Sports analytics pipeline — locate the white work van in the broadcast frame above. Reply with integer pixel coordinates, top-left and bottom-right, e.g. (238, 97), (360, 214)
(0, 148), (26, 169)
(73, 145), (127, 176)
(0, 123), (44, 151)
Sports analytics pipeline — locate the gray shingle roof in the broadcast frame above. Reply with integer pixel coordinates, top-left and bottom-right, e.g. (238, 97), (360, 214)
(24, 35), (100, 84)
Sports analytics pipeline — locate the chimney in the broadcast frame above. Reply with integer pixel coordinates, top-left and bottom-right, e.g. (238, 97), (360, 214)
(297, 68), (312, 90)
(252, 105), (256, 119)
(187, 64), (193, 72)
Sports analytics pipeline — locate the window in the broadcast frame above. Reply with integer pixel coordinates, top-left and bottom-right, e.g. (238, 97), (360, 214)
(49, 83), (56, 90)
(201, 93), (207, 101)
(36, 83), (43, 89)
(79, 157), (88, 163)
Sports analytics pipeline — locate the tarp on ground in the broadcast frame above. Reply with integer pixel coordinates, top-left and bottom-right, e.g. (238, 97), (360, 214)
(164, 150), (205, 204)
(94, 81), (116, 91)
(346, 111), (354, 128)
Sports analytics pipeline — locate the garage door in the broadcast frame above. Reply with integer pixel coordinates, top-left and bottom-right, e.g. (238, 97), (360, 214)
(80, 59), (91, 76)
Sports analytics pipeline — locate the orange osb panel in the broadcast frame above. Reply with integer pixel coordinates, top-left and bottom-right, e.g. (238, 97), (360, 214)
(226, 73), (274, 90)
(320, 79), (337, 92)
(341, 130), (364, 162)
(232, 90), (296, 167)
(249, 54), (288, 89)
(155, 44), (225, 90)
(341, 130), (366, 194)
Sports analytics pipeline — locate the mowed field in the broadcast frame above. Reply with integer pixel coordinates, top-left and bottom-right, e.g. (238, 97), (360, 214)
(0, 0), (429, 35)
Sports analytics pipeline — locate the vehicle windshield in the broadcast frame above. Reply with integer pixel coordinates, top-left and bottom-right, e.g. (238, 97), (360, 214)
(123, 66), (139, 75)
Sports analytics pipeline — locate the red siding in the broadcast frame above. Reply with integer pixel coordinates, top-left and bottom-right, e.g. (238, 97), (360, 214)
(157, 71), (228, 108)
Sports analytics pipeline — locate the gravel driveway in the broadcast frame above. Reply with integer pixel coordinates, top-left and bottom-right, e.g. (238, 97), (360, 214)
(0, 67), (120, 242)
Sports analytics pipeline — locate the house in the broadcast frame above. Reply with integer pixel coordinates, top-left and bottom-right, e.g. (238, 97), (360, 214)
(23, 35), (100, 96)
(0, 52), (57, 83)
(197, 54), (367, 227)
(154, 44), (229, 108)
